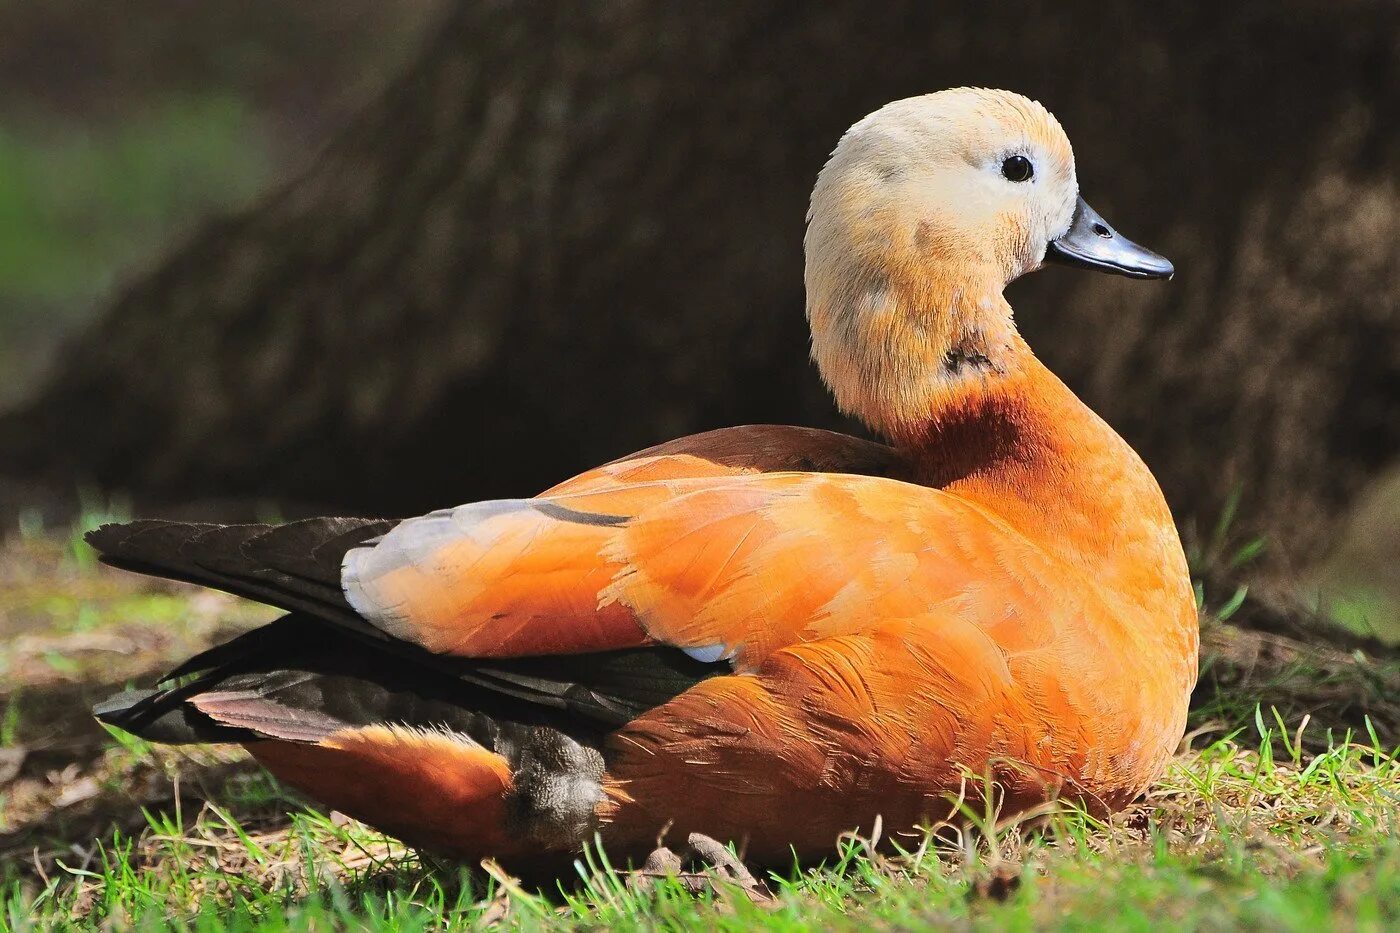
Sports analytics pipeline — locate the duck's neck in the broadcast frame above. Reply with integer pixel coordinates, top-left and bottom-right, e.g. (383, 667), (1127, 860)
(899, 347), (1191, 620)
(811, 267), (1190, 616)
(808, 262), (1024, 441)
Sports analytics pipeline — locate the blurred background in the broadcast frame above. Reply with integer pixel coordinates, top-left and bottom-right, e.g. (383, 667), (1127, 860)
(0, 1), (1397, 639)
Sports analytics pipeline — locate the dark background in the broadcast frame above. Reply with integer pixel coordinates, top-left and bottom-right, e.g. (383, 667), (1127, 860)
(1, 1), (1397, 637)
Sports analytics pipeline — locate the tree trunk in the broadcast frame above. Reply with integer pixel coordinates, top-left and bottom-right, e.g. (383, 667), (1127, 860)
(5, 0), (1399, 574)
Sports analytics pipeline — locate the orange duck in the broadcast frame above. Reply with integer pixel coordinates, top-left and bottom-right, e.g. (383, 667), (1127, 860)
(91, 88), (1196, 870)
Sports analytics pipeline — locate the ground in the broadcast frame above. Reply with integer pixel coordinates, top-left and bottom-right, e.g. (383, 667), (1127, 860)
(2, 514), (1399, 930)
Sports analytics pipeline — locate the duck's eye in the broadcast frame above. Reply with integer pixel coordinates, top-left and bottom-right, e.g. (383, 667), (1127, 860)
(1001, 155), (1034, 183)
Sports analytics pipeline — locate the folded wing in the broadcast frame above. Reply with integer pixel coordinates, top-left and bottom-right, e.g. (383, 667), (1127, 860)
(343, 466), (1085, 671)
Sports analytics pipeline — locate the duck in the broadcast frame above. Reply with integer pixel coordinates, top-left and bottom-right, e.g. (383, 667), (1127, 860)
(90, 88), (1197, 871)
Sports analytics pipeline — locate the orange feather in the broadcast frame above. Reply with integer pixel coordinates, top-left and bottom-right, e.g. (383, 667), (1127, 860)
(250, 727), (516, 858)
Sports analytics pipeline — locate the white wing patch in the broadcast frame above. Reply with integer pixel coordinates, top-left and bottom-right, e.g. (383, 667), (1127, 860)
(340, 498), (629, 645)
(341, 499), (541, 633)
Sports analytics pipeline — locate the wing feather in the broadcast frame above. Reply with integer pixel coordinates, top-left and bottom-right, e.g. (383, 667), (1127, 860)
(343, 465), (1087, 670)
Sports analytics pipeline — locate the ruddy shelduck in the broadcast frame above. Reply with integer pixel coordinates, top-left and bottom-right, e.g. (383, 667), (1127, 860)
(91, 88), (1196, 870)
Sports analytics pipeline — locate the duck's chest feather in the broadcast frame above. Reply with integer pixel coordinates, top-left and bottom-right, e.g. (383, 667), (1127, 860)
(599, 583), (1187, 863)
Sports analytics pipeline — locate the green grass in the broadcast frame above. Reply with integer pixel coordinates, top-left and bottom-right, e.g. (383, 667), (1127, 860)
(0, 543), (268, 694)
(2, 720), (1398, 930)
(2, 520), (1398, 929)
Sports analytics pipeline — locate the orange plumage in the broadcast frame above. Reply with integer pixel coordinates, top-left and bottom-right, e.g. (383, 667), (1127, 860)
(90, 88), (1196, 870)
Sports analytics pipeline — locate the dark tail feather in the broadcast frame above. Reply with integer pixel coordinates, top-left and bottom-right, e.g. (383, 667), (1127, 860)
(94, 686), (252, 744)
(93, 613), (367, 745)
(92, 611), (578, 750)
(94, 607), (728, 748)
(85, 517), (396, 634)
(160, 612), (316, 682)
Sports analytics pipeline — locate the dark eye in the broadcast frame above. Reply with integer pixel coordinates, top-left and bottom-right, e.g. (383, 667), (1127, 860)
(1001, 155), (1034, 182)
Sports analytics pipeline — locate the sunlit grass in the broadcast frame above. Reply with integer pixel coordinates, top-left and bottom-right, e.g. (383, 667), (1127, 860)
(1, 521), (1396, 929)
(2, 719), (1398, 930)
(0, 518), (272, 691)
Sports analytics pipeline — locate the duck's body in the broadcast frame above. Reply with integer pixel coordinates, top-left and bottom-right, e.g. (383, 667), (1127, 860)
(91, 89), (1196, 869)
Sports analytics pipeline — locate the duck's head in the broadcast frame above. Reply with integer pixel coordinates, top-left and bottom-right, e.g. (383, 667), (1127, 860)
(805, 88), (1171, 439)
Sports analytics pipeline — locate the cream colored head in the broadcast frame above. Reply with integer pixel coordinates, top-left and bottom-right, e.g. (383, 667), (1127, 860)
(804, 88), (1079, 438)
